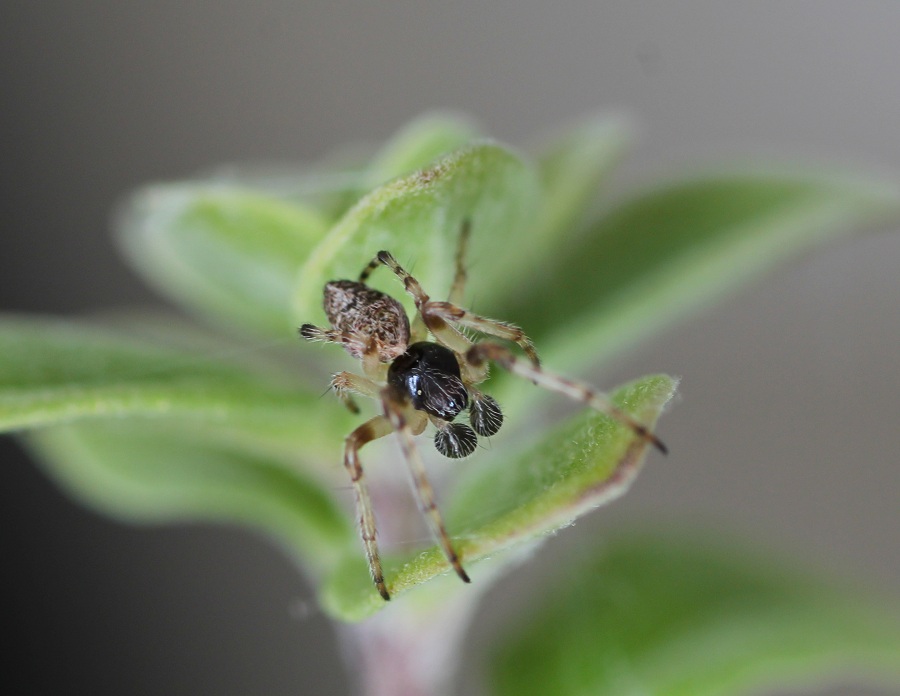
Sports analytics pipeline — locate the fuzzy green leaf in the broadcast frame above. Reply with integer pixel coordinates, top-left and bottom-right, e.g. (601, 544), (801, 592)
(501, 172), (900, 383)
(190, 155), (374, 223)
(312, 112), (483, 221)
(117, 183), (330, 337)
(319, 374), (676, 621)
(292, 142), (540, 323)
(204, 114), (481, 222)
(491, 532), (900, 696)
(0, 316), (353, 456)
(26, 420), (354, 574)
(534, 116), (630, 234)
(488, 116), (631, 304)
(364, 112), (480, 187)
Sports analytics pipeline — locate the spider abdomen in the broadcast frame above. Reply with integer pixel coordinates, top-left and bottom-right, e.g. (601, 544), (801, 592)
(323, 280), (410, 361)
(387, 342), (469, 420)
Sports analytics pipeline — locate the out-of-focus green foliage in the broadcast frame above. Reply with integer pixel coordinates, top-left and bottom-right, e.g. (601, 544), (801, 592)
(3, 112), (898, 695)
(492, 533), (900, 696)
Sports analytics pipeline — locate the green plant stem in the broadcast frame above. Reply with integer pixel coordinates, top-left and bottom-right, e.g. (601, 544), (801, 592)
(341, 592), (481, 696)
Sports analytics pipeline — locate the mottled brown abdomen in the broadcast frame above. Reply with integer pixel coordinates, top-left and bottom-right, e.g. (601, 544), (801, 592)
(323, 280), (411, 361)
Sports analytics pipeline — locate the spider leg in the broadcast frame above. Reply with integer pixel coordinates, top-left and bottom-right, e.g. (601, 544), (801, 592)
(447, 218), (471, 305)
(358, 250), (431, 341)
(344, 415), (396, 601)
(299, 324), (369, 356)
(357, 249), (386, 282)
(368, 250), (431, 303)
(299, 324), (383, 377)
(331, 371), (381, 414)
(369, 251), (539, 372)
(364, 250), (470, 350)
(466, 342), (668, 454)
(423, 301), (540, 367)
(359, 217), (471, 301)
(381, 387), (472, 585)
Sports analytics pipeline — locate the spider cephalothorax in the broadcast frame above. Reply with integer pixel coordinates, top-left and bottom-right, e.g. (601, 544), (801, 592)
(300, 221), (665, 601)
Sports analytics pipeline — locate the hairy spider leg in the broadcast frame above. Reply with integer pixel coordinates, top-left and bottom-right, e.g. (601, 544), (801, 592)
(357, 251), (430, 343)
(370, 250), (540, 371)
(447, 218), (471, 306)
(336, 375), (471, 596)
(299, 324), (380, 374)
(298, 325), (382, 377)
(343, 415), (395, 600)
(300, 333), (398, 599)
(466, 342), (668, 455)
(299, 324), (368, 353)
(355, 218), (471, 293)
(356, 219), (474, 345)
(381, 388), (472, 586)
(424, 300), (540, 366)
(330, 371), (381, 414)
(306, 358), (471, 597)
(444, 218), (523, 403)
(357, 253), (384, 284)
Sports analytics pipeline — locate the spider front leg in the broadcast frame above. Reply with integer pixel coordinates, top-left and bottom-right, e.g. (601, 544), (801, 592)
(330, 371), (381, 415)
(381, 387), (472, 585)
(299, 324), (383, 378)
(447, 218), (471, 306)
(424, 301), (540, 367)
(299, 324), (369, 355)
(369, 250), (540, 368)
(466, 342), (668, 454)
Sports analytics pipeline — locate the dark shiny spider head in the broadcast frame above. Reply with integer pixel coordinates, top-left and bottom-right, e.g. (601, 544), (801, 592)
(387, 342), (503, 459)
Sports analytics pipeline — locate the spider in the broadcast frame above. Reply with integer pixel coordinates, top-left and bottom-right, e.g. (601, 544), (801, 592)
(299, 221), (665, 601)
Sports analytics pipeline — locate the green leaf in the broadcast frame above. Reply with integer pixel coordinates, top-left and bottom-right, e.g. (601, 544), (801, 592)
(305, 112), (482, 222)
(319, 374), (676, 622)
(292, 142), (540, 323)
(364, 111), (480, 186)
(207, 114), (480, 222)
(0, 315), (353, 456)
(488, 115), (632, 304)
(192, 153), (376, 223)
(501, 172), (900, 383)
(491, 532), (900, 696)
(534, 116), (631, 234)
(117, 183), (330, 337)
(26, 420), (354, 573)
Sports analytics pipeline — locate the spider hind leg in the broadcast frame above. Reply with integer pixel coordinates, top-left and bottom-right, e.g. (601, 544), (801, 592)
(466, 342), (668, 454)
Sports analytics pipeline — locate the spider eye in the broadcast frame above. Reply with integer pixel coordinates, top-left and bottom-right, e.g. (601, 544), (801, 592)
(469, 395), (503, 437)
(434, 423), (478, 459)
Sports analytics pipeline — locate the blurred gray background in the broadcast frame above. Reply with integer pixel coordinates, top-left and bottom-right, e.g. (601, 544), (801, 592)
(2, 3), (898, 695)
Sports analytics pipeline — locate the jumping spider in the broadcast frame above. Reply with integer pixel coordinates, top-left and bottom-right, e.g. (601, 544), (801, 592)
(300, 221), (665, 601)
